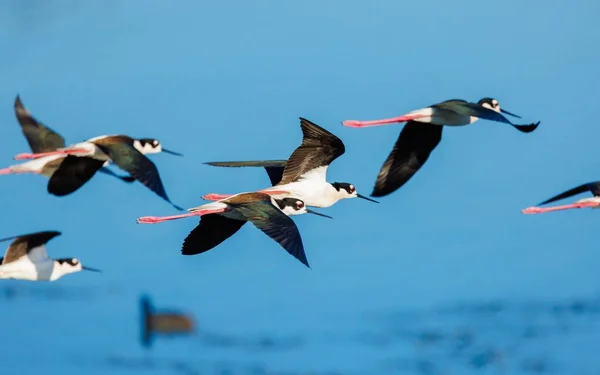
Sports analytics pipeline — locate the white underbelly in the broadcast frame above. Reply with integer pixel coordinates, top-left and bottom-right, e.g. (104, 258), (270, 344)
(577, 197), (600, 207)
(268, 181), (336, 208)
(0, 259), (52, 281)
(408, 108), (478, 126)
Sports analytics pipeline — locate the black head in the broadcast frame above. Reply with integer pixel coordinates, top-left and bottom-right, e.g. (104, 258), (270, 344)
(477, 97), (522, 119)
(274, 197), (332, 218)
(55, 257), (101, 272)
(331, 182), (379, 203)
(275, 197), (307, 214)
(56, 258), (80, 267)
(134, 138), (183, 156)
(477, 97), (499, 109)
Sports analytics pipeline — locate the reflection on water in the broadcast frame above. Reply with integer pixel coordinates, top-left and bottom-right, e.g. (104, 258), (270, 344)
(3, 283), (600, 374)
(103, 293), (600, 374)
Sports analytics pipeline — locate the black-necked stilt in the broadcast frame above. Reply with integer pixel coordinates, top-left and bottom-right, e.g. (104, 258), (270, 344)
(342, 98), (540, 197)
(12, 133), (184, 210)
(0, 231), (100, 281)
(202, 117), (378, 207)
(1, 95), (136, 184)
(137, 192), (332, 268)
(140, 294), (195, 348)
(522, 181), (600, 214)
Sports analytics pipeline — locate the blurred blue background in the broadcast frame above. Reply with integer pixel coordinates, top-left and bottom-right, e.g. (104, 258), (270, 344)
(1, 0), (599, 374)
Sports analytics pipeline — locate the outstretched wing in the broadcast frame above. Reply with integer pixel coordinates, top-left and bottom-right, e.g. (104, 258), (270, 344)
(278, 117), (345, 185)
(538, 182), (600, 205)
(204, 160), (287, 186)
(229, 198), (309, 267)
(1, 231), (61, 264)
(181, 215), (247, 255)
(14, 95), (65, 153)
(372, 121), (443, 197)
(94, 140), (182, 210)
(47, 156), (105, 196)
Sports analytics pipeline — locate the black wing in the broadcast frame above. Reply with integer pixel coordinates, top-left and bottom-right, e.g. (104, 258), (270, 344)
(264, 166), (286, 186)
(94, 141), (182, 210)
(181, 215), (247, 255)
(47, 156), (105, 196)
(372, 121), (443, 197)
(278, 117), (345, 185)
(539, 182), (600, 205)
(0, 231), (61, 264)
(14, 95), (66, 153)
(204, 160), (287, 186)
(97, 167), (136, 183)
(229, 199), (309, 267)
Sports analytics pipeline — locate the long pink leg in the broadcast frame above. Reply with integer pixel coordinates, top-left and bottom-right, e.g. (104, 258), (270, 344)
(202, 189), (291, 201)
(522, 201), (599, 214)
(137, 208), (226, 224)
(14, 148), (89, 160)
(0, 168), (16, 175)
(257, 189), (291, 195)
(202, 193), (233, 201)
(342, 114), (427, 128)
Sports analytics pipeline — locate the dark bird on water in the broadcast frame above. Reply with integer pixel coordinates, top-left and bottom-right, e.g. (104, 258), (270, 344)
(140, 294), (195, 348)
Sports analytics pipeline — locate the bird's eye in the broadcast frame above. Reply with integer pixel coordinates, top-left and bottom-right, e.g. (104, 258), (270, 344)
(296, 201), (304, 208)
(350, 185), (355, 193)
(72, 258), (79, 264)
(153, 140), (159, 146)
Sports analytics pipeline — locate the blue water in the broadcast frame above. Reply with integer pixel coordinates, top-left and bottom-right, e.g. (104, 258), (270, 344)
(1, 0), (599, 373)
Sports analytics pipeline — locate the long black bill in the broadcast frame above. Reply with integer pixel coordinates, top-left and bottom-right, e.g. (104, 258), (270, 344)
(83, 266), (102, 272)
(500, 108), (522, 119)
(358, 193), (379, 203)
(163, 148), (184, 156)
(306, 208), (333, 219)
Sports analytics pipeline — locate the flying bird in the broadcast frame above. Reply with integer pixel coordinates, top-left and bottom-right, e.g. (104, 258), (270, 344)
(0, 231), (100, 281)
(202, 117), (378, 206)
(12, 132), (183, 209)
(137, 192), (332, 268)
(522, 181), (600, 214)
(1, 95), (135, 183)
(342, 98), (540, 197)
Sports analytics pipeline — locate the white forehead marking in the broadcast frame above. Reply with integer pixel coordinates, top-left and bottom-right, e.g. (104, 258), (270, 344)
(133, 140), (160, 154)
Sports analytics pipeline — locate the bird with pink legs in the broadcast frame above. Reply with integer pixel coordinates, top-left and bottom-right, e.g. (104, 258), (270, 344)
(522, 181), (600, 214)
(342, 97), (540, 197)
(136, 192), (332, 268)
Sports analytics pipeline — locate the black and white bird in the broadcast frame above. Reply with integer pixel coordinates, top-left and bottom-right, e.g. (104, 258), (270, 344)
(0, 231), (100, 281)
(202, 117), (378, 207)
(1, 95), (135, 183)
(11, 129), (183, 209)
(522, 181), (600, 214)
(137, 192), (332, 267)
(342, 98), (541, 197)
